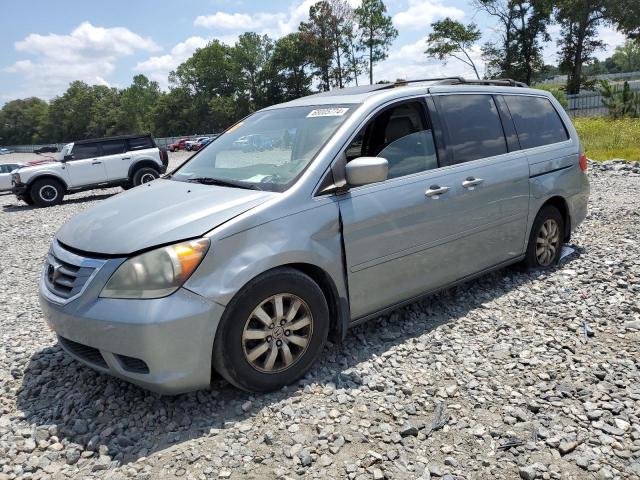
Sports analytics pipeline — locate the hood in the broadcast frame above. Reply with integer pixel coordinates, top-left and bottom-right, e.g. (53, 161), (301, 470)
(27, 158), (56, 166)
(56, 179), (276, 255)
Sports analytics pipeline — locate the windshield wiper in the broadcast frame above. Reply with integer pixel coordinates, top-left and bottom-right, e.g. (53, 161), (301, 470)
(185, 176), (262, 190)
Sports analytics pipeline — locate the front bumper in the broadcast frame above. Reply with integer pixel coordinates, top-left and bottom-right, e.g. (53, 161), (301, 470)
(12, 183), (27, 196)
(39, 254), (225, 395)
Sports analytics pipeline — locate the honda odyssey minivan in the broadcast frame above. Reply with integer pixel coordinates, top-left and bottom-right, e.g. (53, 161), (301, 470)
(39, 78), (589, 394)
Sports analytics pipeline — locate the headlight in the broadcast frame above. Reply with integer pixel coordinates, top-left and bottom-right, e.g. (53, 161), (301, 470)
(100, 238), (210, 299)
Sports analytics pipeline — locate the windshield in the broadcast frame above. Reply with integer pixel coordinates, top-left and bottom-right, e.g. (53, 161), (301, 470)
(52, 143), (72, 161)
(172, 105), (355, 192)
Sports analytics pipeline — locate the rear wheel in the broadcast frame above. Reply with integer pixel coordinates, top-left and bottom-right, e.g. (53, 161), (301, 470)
(30, 178), (64, 207)
(213, 268), (329, 392)
(131, 167), (159, 187)
(525, 205), (564, 269)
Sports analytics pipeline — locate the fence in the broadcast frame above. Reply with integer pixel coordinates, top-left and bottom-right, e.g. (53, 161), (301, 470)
(566, 82), (640, 117)
(4, 133), (219, 153)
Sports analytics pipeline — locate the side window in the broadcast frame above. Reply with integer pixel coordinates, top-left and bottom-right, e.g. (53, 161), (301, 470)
(128, 136), (153, 150)
(0, 165), (7, 173)
(504, 95), (569, 149)
(434, 94), (508, 165)
(101, 140), (127, 155)
(345, 101), (438, 179)
(71, 143), (100, 160)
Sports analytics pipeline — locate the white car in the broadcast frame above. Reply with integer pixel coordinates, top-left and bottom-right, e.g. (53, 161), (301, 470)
(0, 148), (14, 155)
(0, 163), (23, 191)
(12, 134), (168, 207)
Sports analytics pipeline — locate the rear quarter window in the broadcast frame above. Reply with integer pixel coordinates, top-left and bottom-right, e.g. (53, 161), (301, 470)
(503, 95), (569, 149)
(127, 136), (154, 150)
(434, 94), (508, 165)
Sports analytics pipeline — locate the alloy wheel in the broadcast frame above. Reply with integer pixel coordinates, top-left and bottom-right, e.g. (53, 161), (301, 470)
(536, 218), (560, 266)
(242, 293), (313, 373)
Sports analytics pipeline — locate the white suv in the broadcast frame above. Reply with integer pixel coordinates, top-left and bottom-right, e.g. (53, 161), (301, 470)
(12, 134), (168, 207)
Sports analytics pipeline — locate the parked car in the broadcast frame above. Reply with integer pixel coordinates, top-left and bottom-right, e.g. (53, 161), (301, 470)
(34, 145), (59, 154)
(12, 134), (168, 207)
(0, 148), (13, 155)
(168, 138), (188, 152)
(191, 137), (211, 151)
(39, 78), (589, 394)
(186, 137), (209, 151)
(0, 163), (23, 191)
(232, 134), (274, 152)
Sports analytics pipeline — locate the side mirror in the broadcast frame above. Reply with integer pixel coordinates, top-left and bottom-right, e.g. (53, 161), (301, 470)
(345, 157), (388, 186)
(63, 154), (73, 161)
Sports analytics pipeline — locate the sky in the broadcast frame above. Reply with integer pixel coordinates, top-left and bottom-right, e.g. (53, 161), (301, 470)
(0, 0), (628, 103)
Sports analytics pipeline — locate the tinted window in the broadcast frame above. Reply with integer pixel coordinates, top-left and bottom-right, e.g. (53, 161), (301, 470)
(71, 143), (100, 160)
(101, 140), (127, 155)
(128, 136), (154, 150)
(345, 101), (438, 179)
(504, 95), (569, 149)
(435, 94), (507, 164)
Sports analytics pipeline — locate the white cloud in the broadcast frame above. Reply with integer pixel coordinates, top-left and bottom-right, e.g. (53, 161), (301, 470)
(134, 36), (209, 88)
(393, 0), (465, 30)
(377, 35), (483, 82)
(193, 0), (326, 39)
(5, 22), (160, 99)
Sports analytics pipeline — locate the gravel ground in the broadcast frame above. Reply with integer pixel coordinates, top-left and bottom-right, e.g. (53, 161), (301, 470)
(1, 157), (639, 480)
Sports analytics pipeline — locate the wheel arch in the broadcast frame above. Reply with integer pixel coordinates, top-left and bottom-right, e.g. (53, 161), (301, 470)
(128, 159), (161, 179)
(217, 262), (349, 345)
(539, 195), (571, 242)
(27, 174), (68, 192)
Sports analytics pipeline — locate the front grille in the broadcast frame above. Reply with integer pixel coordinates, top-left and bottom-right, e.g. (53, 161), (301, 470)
(43, 242), (102, 301)
(59, 336), (108, 368)
(117, 354), (150, 374)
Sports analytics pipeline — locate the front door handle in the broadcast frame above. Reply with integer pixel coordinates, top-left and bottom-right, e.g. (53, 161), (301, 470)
(462, 177), (484, 188)
(92, 160), (102, 165)
(122, 157), (131, 160)
(425, 185), (449, 198)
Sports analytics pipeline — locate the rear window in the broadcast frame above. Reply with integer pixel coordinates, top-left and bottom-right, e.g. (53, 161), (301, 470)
(72, 143), (100, 160)
(504, 95), (569, 149)
(434, 94), (507, 165)
(101, 140), (127, 155)
(127, 136), (154, 150)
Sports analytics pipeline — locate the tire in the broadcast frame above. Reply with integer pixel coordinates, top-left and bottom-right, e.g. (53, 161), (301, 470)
(213, 268), (329, 392)
(30, 178), (64, 207)
(131, 167), (159, 187)
(525, 205), (564, 269)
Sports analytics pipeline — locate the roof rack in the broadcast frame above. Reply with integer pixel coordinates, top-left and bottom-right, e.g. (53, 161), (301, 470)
(393, 77), (528, 88)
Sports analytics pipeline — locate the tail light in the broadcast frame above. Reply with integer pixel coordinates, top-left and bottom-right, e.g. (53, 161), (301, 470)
(579, 153), (588, 172)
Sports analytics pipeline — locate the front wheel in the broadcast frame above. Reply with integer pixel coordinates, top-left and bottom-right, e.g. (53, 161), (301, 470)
(213, 268), (329, 392)
(30, 178), (64, 207)
(525, 205), (564, 269)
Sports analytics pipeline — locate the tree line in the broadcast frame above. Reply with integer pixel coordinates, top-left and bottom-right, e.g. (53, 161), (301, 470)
(1, 0), (639, 146)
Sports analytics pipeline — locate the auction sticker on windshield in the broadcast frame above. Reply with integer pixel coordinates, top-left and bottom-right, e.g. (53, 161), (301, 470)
(306, 107), (349, 118)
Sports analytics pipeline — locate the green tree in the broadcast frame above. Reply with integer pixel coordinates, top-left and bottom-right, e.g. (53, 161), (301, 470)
(233, 32), (274, 110)
(425, 18), (482, 79)
(476, 0), (552, 85)
(117, 74), (161, 134)
(299, 1), (335, 91)
(610, 40), (640, 72)
(271, 33), (314, 98)
(0, 97), (48, 144)
(554, 0), (609, 95)
(599, 80), (639, 118)
(355, 0), (398, 84)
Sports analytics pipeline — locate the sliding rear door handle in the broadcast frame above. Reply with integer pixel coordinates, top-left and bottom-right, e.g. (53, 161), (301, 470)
(425, 185), (449, 198)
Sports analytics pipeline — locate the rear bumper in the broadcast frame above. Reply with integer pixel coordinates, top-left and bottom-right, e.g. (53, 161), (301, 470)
(40, 277), (225, 395)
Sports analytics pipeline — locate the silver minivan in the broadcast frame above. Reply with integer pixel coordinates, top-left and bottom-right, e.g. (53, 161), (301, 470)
(39, 79), (590, 394)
